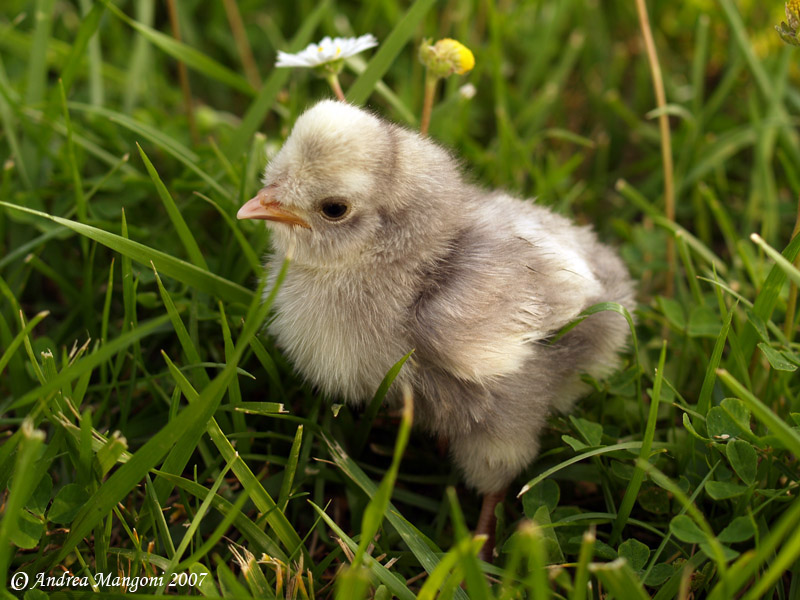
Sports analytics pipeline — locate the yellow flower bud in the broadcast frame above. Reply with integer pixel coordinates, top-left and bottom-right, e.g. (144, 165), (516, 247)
(778, 1), (800, 46)
(788, 0), (800, 29)
(419, 38), (475, 78)
(436, 38), (475, 75)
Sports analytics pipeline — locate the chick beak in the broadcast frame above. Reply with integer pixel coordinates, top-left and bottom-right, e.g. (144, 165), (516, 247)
(237, 187), (311, 229)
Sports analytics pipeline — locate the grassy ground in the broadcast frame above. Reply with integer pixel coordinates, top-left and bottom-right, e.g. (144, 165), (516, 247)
(1, 0), (800, 598)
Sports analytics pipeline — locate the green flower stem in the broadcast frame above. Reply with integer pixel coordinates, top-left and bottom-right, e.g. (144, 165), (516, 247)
(635, 0), (675, 298)
(420, 71), (439, 135)
(326, 72), (346, 102)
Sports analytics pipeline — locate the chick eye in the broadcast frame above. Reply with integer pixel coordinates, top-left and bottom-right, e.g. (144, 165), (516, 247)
(320, 199), (350, 221)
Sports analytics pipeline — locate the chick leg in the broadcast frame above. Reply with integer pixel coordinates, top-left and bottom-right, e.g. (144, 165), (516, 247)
(449, 424), (543, 563)
(436, 434), (449, 457)
(476, 488), (507, 562)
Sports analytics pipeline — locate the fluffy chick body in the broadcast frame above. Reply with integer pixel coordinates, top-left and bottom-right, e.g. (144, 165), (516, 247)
(251, 101), (634, 495)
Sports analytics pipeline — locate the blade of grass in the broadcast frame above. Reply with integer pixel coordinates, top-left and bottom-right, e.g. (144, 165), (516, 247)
(334, 561), (371, 600)
(0, 310), (48, 377)
(99, 257), (114, 382)
(78, 0), (104, 106)
(70, 103), (199, 162)
(278, 425), (303, 512)
(24, 0), (56, 106)
(589, 559), (649, 600)
(653, 215), (727, 273)
(123, 0), (155, 112)
(345, 55), (416, 124)
(177, 489), (252, 574)
(691, 15), (710, 117)
(684, 125), (758, 197)
(216, 562), (257, 599)
(219, 301), (248, 454)
(518, 30), (585, 137)
(58, 80), (87, 253)
(100, 0), (253, 96)
(155, 470), (287, 561)
(4, 314), (170, 412)
(321, 432), (465, 597)
(718, 0), (772, 96)
(0, 16), (127, 85)
(20, 105), (138, 174)
(740, 511), (800, 600)
(695, 304), (734, 427)
(0, 428), (21, 491)
(232, 543), (276, 600)
(68, 102), (229, 198)
(151, 346), (212, 507)
(750, 232), (800, 288)
(346, 0), (437, 105)
(0, 420), (45, 590)
(0, 201), (252, 305)
(20, 0), (56, 182)
(117, 209), (137, 407)
(353, 349), (414, 456)
(194, 192), (261, 277)
(417, 536), (485, 600)
(739, 230), (800, 359)
(202, 414), (306, 559)
(221, 0), (261, 88)
(25, 253), (80, 302)
(233, 402), (287, 415)
(551, 301), (641, 412)
(47, 259), (282, 570)
(86, 152), (131, 204)
(642, 453), (718, 588)
(707, 495), (800, 600)
(158, 261), (307, 559)
(676, 232), (703, 305)
(0, 57), (30, 187)
(138, 144), (208, 270)
(207, 137), (240, 188)
(518, 441), (668, 498)
(634, 0), (674, 295)
(158, 453), (238, 593)
(569, 527), (596, 600)
(226, 0), (329, 157)
(639, 460), (731, 584)
(143, 473), (176, 559)
(610, 339), (666, 545)
(54, 1), (106, 101)
(519, 522), (552, 600)
(244, 337), (285, 400)
(446, 487), (491, 599)
(309, 501), (416, 600)
(718, 0), (800, 170)
(0, 275), (22, 323)
(0, 227), (67, 270)
(698, 183), (738, 258)
(152, 263), (210, 386)
(352, 388), (413, 568)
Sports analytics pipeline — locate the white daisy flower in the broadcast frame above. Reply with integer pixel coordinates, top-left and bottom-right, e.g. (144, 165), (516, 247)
(275, 34), (378, 69)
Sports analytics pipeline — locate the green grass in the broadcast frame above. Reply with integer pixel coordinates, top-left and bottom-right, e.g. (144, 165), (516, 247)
(2, 0), (800, 598)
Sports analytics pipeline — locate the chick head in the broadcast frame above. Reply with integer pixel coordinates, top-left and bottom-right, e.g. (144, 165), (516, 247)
(237, 100), (414, 268)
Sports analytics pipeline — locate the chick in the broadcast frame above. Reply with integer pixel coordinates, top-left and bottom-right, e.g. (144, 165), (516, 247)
(238, 100), (635, 559)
